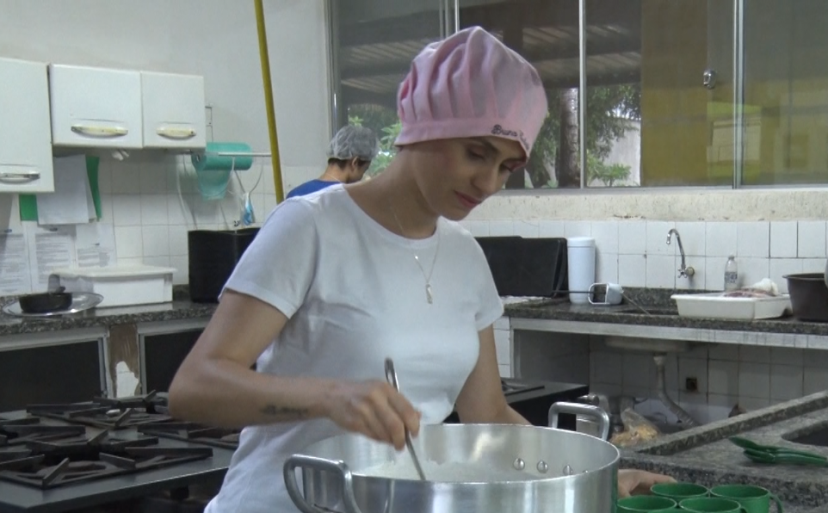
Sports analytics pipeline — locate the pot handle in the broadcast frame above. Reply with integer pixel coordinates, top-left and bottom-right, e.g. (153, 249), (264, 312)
(548, 401), (611, 441)
(283, 455), (365, 513)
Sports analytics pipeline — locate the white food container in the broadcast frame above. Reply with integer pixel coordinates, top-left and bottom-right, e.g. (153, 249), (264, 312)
(671, 292), (792, 320)
(50, 265), (175, 308)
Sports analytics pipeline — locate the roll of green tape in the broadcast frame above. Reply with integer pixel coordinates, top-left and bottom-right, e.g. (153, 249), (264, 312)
(191, 142), (254, 200)
(191, 142), (254, 172)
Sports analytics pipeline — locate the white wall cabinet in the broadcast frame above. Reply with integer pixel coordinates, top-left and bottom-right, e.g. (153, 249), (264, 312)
(49, 64), (143, 149)
(0, 57), (54, 192)
(141, 71), (206, 149)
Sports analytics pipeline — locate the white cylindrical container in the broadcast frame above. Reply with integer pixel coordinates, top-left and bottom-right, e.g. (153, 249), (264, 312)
(567, 236), (596, 304)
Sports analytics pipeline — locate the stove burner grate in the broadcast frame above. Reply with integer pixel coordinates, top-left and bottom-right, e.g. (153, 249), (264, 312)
(0, 430), (213, 489)
(138, 422), (240, 450)
(26, 391), (172, 430)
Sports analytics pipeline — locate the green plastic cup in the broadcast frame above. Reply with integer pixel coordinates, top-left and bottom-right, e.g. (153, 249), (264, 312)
(710, 484), (783, 513)
(680, 497), (747, 512)
(651, 482), (709, 501)
(618, 495), (678, 512)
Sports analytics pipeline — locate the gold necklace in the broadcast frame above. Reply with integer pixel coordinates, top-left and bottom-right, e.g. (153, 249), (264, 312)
(389, 205), (440, 304)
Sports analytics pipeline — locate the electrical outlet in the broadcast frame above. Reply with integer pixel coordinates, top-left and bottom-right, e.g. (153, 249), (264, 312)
(685, 377), (698, 392)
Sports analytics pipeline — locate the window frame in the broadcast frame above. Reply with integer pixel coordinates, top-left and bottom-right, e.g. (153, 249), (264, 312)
(325, 0), (828, 193)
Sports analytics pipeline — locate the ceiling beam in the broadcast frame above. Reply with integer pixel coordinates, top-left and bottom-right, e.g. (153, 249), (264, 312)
(543, 70), (641, 90)
(341, 86), (398, 111)
(340, 36), (640, 80)
(341, 70), (642, 112)
(339, 10), (442, 48)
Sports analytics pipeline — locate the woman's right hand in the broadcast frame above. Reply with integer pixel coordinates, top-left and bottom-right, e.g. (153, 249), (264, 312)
(324, 380), (422, 451)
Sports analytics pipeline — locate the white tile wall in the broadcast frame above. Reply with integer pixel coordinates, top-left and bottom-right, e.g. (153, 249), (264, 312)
(803, 258), (826, 273)
(674, 222), (706, 256)
(489, 220), (515, 237)
(705, 222), (738, 258)
(646, 221), (675, 256)
(93, 155), (279, 286)
(462, 218), (828, 292)
(684, 257), (706, 291)
(538, 220), (565, 238)
(596, 251), (619, 284)
(798, 221), (826, 258)
(513, 220), (539, 238)
(646, 255), (677, 289)
(468, 217), (828, 424)
(587, 344), (828, 424)
(618, 254), (647, 287)
(770, 221), (798, 258)
(591, 221), (618, 254)
(565, 221), (591, 238)
(0, 153), (289, 292)
(618, 222), (647, 255)
(736, 222), (770, 258)
(704, 256), (727, 291)
(769, 259), (802, 294)
(0, 0), (331, 294)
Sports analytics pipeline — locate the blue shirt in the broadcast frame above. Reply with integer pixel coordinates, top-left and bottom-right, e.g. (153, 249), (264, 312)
(285, 179), (339, 199)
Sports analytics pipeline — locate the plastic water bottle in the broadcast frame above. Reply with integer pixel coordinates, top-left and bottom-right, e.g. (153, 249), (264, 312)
(724, 256), (739, 291)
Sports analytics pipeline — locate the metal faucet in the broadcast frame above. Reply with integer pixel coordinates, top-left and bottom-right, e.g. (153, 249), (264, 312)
(666, 228), (695, 278)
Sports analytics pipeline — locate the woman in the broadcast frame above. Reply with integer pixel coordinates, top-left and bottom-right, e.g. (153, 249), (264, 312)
(169, 26), (673, 513)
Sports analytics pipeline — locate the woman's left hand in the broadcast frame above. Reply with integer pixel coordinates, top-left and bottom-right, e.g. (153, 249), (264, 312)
(617, 469), (676, 498)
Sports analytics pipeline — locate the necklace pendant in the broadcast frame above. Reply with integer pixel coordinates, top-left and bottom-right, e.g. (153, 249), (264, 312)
(426, 283), (433, 304)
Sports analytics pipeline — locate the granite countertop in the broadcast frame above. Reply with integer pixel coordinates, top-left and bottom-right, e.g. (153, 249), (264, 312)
(621, 391), (828, 509)
(1, 287), (827, 339)
(3, 290), (827, 508)
(0, 290), (217, 336)
(504, 289), (828, 337)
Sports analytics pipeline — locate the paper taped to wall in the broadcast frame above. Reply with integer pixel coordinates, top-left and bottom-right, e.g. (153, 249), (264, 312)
(0, 232), (31, 294)
(25, 224), (73, 290)
(36, 155), (97, 225)
(75, 223), (117, 268)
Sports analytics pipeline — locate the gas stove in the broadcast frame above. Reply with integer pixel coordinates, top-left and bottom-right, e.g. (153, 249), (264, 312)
(445, 378), (589, 428)
(0, 423), (211, 489)
(501, 378), (544, 396)
(0, 393), (237, 513)
(20, 391), (241, 450)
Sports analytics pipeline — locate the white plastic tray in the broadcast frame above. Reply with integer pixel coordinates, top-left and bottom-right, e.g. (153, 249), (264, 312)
(50, 265), (175, 308)
(671, 292), (792, 320)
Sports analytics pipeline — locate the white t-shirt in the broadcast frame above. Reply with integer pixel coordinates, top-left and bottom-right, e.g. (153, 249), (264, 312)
(204, 185), (503, 513)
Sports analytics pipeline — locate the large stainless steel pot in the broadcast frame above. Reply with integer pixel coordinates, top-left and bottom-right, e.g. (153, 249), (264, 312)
(284, 402), (618, 513)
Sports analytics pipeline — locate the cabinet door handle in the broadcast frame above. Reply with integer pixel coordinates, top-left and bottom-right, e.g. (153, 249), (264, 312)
(0, 170), (40, 182)
(156, 126), (196, 140)
(71, 124), (128, 138)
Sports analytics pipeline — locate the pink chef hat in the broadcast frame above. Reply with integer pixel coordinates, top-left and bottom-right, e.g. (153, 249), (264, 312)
(394, 26), (548, 160)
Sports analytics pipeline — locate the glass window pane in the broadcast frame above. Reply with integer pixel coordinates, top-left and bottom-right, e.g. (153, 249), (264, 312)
(742, 1), (828, 185)
(588, 0), (733, 188)
(329, 1), (444, 177)
(459, 0), (581, 190)
(581, 1), (642, 188)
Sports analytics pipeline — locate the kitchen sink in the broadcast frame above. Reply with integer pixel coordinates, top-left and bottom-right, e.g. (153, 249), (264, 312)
(784, 427), (828, 448)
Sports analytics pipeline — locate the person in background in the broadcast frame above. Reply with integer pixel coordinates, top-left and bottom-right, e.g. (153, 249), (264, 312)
(169, 26), (674, 513)
(285, 124), (379, 198)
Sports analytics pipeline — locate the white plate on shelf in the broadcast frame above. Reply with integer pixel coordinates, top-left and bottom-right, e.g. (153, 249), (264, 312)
(671, 292), (792, 320)
(1, 292), (104, 318)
